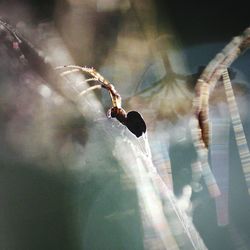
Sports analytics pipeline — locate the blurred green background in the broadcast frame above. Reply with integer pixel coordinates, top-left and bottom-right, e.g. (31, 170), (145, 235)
(0, 1), (250, 249)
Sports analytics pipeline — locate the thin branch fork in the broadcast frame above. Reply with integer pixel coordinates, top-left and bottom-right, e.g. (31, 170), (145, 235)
(194, 27), (250, 148)
(190, 27), (250, 198)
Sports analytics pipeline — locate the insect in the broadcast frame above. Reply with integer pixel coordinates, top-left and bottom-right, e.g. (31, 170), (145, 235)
(0, 19), (146, 138)
(55, 65), (146, 137)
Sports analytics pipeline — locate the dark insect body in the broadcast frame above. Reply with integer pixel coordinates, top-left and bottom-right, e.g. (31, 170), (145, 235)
(109, 107), (146, 137)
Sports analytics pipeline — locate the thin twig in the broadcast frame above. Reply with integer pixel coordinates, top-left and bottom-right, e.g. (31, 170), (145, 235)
(194, 27), (250, 148)
(222, 69), (250, 194)
(191, 27), (250, 198)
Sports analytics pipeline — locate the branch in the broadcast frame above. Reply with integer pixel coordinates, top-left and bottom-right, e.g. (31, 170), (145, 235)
(194, 27), (250, 148)
(191, 27), (250, 198)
